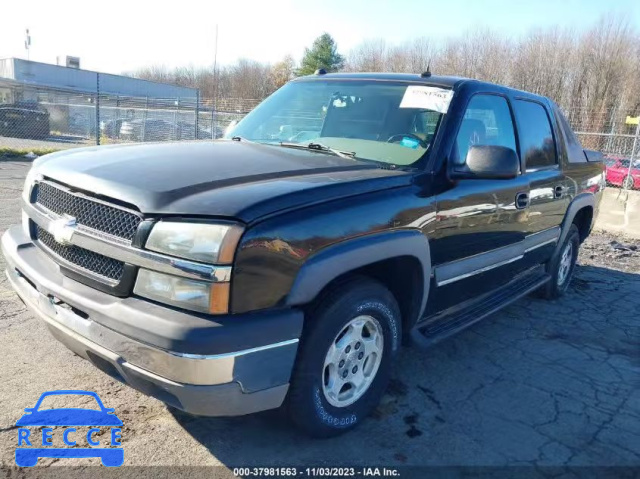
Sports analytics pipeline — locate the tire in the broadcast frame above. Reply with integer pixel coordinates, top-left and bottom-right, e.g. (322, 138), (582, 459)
(286, 277), (402, 438)
(539, 224), (580, 299)
(623, 175), (635, 190)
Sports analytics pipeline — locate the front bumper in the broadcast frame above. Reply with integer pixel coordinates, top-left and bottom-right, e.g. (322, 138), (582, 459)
(2, 225), (302, 416)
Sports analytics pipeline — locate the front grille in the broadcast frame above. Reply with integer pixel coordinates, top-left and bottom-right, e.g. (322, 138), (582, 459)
(35, 181), (141, 241)
(36, 226), (125, 282)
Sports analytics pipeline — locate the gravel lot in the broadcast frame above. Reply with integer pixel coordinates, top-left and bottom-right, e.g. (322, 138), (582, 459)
(0, 160), (638, 470)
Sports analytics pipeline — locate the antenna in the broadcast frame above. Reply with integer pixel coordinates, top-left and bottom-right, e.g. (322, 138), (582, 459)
(421, 60), (431, 78)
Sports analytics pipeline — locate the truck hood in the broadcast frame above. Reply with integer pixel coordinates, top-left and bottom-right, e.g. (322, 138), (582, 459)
(34, 141), (412, 222)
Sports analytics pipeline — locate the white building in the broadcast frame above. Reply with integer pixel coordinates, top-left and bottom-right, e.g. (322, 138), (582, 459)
(0, 58), (198, 103)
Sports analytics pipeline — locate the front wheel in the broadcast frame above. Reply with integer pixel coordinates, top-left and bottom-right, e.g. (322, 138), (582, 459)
(286, 278), (402, 437)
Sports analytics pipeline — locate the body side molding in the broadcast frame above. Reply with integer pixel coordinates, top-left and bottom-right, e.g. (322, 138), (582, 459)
(435, 226), (560, 286)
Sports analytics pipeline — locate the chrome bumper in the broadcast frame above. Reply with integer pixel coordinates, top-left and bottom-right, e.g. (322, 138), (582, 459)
(2, 225), (299, 416)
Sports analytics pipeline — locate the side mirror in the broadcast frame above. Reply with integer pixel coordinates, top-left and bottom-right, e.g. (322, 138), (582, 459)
(453, 145), (520, 180)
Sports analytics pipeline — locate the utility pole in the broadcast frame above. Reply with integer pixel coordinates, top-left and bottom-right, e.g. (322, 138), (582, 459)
(625, 117), (639, 190)
(212, 23), (218, 139)
(96, 73), (101, 146)
(24, 29), (31, 60)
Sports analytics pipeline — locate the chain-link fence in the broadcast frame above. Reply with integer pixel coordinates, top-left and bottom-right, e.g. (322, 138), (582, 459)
(572, 107), (638, 155)
(1, 75), (638, 192)
(573, 107), (640, 192)
(565, 105), (639, 191)
(0, 76), (257, 152)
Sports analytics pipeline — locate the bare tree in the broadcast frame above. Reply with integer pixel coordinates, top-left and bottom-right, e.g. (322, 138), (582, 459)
(129, 13), (640, 138)
(344, 39), (390, 72)
(270, 55), (296, 89)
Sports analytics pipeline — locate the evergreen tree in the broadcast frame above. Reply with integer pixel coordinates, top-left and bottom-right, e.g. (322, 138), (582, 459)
(298, 33), (345, 76)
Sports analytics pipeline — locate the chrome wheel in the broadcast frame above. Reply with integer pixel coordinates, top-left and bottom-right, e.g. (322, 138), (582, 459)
(322, 315), (384, 408)
(557, 241), (573, 286)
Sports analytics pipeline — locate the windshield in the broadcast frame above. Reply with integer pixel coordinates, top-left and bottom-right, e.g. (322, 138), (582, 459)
(226, 80), (446, 167)
(619, 159), (640, 168)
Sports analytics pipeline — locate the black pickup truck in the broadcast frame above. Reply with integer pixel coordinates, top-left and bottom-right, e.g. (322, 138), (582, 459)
(2, 73), (604, 437)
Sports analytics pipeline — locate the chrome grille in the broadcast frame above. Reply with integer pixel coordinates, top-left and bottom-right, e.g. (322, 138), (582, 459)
(36, 226), (124, 282)
(35, 181), (141, 241)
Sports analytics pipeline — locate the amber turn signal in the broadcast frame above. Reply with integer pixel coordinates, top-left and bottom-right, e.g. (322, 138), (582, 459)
(209, 282), (230, 314)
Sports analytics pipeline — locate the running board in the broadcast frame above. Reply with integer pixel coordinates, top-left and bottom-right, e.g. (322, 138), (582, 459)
(411, 268), (551, 349)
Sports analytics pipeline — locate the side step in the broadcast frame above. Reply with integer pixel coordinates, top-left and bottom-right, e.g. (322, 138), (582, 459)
(411, 268), (551, 349)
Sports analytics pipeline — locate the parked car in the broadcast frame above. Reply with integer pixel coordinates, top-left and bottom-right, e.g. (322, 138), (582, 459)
(3, 72), (604, 437)
(604, 155), (640, 189)
(208, 123), (228, 139)
(0, 101), (50, 139)
(176, 121), (210, 140)
(119, 119), (172, 142)
(68, 113), (93, 137)
(100, 118), (130, 139)
(120, 119), (210, 142)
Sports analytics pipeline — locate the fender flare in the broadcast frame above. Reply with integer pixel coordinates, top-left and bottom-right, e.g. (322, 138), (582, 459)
(553, 193), (595, 259)
(286, 230), (431, 322)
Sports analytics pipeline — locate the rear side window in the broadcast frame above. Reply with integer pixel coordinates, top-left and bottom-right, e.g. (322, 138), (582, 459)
(556, 108), (585, 162)
(514, 100), (557, 169)
(452, 94), (517, 165)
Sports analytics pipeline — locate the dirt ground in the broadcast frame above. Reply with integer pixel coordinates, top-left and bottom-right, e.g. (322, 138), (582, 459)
(578, 230), (640, 273)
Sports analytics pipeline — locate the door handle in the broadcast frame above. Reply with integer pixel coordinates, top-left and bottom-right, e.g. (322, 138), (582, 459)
(516, 192), (529, 209)
(554, 185), (564, 198)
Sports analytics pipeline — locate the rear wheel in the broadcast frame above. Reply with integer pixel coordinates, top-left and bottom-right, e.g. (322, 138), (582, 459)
(539, 224), (580, 299)
(286, 278), (402, 437)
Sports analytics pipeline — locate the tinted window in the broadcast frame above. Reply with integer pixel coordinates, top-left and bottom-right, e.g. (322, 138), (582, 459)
(452, 95), (517, 165)
(514, 100), (557, 169)
(556, 107), (584, 161)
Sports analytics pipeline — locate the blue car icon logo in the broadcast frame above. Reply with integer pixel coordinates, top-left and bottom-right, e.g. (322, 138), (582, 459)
(15, 390), (123, 467)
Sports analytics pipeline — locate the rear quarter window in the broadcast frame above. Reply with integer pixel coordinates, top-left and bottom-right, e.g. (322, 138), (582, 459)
(557, 108), (586, 162)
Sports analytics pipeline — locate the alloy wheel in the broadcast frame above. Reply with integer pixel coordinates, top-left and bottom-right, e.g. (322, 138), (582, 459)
(557, 241), (573, 286)
(321, 315), (384, 408)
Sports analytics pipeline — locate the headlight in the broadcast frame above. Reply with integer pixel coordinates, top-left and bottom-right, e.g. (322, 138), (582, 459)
(145, 222), (243, 264)
(22, 168), (41, 203)
(134, 269), (230, 314)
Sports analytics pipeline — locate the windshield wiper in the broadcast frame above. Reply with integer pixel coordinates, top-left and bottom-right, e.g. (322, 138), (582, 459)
(279, 141), (357, 160)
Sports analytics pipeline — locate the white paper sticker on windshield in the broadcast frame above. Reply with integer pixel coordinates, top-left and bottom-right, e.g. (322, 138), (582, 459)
(399, 86), (453, 113)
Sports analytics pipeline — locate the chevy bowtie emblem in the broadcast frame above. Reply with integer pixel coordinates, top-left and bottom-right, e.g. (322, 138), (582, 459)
(49, 216), (77, 246)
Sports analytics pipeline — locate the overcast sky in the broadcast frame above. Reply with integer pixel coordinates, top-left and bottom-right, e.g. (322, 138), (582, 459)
(1, 0), (639, 75)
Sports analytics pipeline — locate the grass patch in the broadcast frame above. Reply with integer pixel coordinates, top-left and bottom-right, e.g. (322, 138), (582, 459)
(0, 146), (61, 158)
